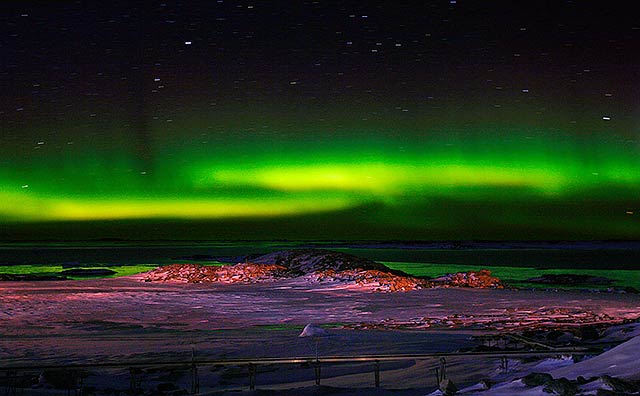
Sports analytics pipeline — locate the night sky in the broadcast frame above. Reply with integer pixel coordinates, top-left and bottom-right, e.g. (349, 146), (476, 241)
(1, 1), (639, 240)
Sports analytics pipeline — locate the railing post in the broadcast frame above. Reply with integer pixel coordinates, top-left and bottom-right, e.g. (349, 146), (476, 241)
(191, 363), (199, 394)
(374, 360), (380, 388)
(500, 356), (508, 372)
(314, 362), (321, 386)
(129, 368), (134, 394)
(78, 375), (84, 396)
(439, 357), (447, 381)
(248, 363), (256, 391)
(129, 367), (141, 395)
(5, 370), (17, 396)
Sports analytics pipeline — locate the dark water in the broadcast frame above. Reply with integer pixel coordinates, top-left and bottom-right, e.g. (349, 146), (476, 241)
(0, 241), (639, 269)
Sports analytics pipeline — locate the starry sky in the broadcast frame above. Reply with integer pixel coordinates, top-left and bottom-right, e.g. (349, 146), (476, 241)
(1, 1), (639, 240)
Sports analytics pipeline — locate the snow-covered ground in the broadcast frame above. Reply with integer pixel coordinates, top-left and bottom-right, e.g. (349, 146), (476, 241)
(1, 276), (639, 394)
(448, 332), (640, 395)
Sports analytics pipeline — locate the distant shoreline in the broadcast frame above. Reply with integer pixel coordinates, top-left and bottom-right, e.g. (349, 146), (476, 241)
(2, 239), (640, 249)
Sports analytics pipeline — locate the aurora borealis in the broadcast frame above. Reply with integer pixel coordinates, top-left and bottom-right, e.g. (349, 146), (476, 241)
(1, 2), (639, 240)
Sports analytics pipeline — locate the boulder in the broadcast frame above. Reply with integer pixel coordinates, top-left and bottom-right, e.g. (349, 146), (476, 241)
(522, 372), (553, 387)
(578, 325), (601, 341)
(479, 379), (493, 390)
(600, 375), (638, 393)
(543, 377), (578, 396)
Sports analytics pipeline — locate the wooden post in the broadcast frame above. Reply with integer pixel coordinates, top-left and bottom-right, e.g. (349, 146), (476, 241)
(374, 360), (380, 388)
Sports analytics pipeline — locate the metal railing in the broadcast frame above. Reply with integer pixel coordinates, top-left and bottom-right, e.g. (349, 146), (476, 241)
(2, 347), (599, 395)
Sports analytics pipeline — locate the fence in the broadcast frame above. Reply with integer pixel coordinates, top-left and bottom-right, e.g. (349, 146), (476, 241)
(2, 347), (598, 395)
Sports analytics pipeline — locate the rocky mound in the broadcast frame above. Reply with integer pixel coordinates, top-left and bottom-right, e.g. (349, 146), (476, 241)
(430, 269), (503, 288)
(143, 249), (503, 292)
(250, 249), (398, 275)
(143, 262), (428, 291)
(143, 263), (288, 283)
(310, 268), (429, 292)
(249, 249), (431, 291)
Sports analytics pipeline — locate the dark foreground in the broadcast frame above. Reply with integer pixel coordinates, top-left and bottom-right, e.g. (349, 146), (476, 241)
(1, 274), (640, 394)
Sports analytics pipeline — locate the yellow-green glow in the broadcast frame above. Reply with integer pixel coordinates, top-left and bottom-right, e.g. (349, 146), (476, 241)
(0, 191), (354, 221)
(208, 163), (568, 194)
(209, 164), (399, 193)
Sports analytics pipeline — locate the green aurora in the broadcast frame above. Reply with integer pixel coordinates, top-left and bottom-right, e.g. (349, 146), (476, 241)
(1, 117), (639, 240)
(3, 2), (640, 240)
